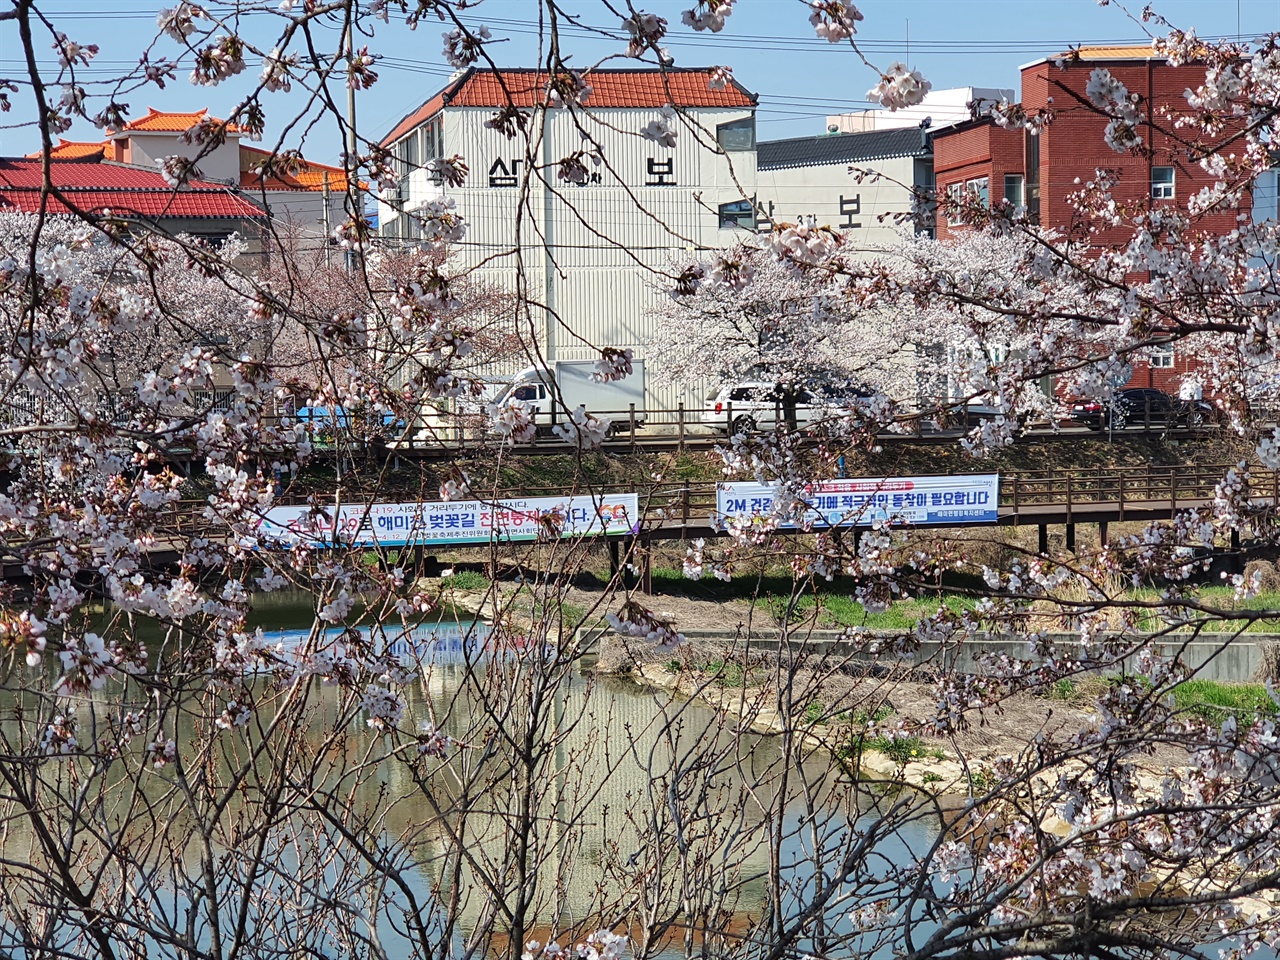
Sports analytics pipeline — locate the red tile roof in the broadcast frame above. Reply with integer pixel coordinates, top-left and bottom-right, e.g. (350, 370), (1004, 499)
(26, 139), (106, 160)
(0, 158), (265, 220)
(238, 145), (354, 192)
(118, 107), (242, 134)
(381, 67), (756, 146)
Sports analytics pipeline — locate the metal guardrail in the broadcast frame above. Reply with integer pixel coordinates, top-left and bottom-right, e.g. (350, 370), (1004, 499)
(396, 400), (1214, 452)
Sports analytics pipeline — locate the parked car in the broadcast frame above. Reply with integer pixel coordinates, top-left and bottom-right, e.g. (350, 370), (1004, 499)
(916, 400), (1025, 434)
(1068, 388), (1214, 430)
(491, 361), (647, 439)
(701, 381), (869, 435)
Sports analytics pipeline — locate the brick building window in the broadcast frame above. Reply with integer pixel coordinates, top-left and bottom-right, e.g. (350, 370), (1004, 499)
(1004, 174), (1024, 211)
(1150, 343), (1174, 368)
(946, 182), (962, 224)
(718, 199), (754, 229)
(1024, 129), (1041, 223)
(1152, 166), (1175, 199)
(966, 176), (989, 207)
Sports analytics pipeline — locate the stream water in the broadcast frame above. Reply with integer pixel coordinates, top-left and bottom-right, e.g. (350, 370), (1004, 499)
(239, 590), (944, 958)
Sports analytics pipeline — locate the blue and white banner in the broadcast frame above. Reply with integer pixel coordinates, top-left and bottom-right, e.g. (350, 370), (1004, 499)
(717, 475), (1000, 528)
(256, 494), (640, 548)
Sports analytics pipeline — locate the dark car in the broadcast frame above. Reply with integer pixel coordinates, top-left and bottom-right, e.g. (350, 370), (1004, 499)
(1069, 388), (1214, 431)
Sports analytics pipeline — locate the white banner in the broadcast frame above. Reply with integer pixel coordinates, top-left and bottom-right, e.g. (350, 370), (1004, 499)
(256, 493), (640, 548)
(717, 475), (1000, 527)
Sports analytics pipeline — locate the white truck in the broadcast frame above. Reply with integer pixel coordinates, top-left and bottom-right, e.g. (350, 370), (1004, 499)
(495, 361), (647, 436)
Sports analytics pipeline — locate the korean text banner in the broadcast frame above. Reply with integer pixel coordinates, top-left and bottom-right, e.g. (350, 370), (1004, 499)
(717, 476), (1000, 527)
(256, 494), (640, 548)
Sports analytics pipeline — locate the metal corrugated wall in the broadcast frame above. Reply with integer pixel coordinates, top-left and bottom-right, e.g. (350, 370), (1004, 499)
(425, 106), (755, 413)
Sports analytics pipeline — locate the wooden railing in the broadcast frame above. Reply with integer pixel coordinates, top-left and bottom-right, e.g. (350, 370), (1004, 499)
(189, 464), (1276, 536)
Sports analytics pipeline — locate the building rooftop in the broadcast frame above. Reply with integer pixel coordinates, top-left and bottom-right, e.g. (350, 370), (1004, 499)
(115, 107), (242, 134)
(1021, 42), (1174, 70)
(381, 67), (757, 146)
(757, 126), (931, 171)
(31, 139), (106, 160)
(0, 158), (266, 220)
(238, 146), (354, 193)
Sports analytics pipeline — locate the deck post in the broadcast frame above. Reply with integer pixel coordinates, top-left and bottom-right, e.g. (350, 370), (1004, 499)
(621, 537), (636, 591)
(1099, 521), (1109, 546)
(678, 402), (686, 454)
(1038, 524), (1048, 555)
(641, 538), (653, 595)
(1065, 523), (1076, 553)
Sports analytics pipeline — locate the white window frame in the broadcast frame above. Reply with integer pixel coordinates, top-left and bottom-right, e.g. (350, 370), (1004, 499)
(718, 199), (754, 230)
(1004, 173), (1024, 211)
(1152, 166), (1175, 200)
(1150, 343), (1175, 368)
(946, 182), (963, 224)
(966, 176), (990, 208)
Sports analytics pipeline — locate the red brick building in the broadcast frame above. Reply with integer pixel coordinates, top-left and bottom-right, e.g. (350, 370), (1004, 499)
(932, 45), (1248, 394)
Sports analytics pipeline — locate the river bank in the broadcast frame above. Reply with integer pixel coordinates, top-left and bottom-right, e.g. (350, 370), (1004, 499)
(591, 634), (1220, 805)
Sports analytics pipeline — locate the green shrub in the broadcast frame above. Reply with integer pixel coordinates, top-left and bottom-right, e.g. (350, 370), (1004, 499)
(442, 570), (489, 591)
(1172, 679), (1279, 726)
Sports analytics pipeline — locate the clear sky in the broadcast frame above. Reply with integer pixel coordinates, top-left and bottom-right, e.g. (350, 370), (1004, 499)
(2, 0), (1276, 163)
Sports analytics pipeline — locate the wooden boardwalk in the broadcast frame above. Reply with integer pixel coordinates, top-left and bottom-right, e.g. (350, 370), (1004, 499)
(5, 464), (1267, 581)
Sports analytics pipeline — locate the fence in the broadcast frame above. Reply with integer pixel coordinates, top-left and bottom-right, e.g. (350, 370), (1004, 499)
(183, 463), (1276, 537)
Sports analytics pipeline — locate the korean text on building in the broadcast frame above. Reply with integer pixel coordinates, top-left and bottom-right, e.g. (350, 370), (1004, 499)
(717, 475), (1000, 528)
(256, 494), (640, 548)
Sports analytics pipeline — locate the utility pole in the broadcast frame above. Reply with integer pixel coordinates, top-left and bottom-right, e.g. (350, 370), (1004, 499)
(343, 14), (362, 272)
(321, 170), (331, 268)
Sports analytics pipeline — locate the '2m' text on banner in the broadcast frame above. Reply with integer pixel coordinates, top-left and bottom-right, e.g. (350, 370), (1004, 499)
(717, 475), (999, 528)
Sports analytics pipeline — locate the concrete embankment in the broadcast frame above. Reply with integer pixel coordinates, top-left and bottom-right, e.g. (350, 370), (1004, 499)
(583, 626), (1280, 684)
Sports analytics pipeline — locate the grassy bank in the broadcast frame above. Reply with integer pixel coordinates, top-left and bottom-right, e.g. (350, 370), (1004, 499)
(651, 566), (1280, 634)
(1050, 675), (1279, 726)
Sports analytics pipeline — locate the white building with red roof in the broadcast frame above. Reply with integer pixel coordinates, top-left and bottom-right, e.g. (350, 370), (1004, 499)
(21, 108), (351, 250)
(378, 67), (760, 410)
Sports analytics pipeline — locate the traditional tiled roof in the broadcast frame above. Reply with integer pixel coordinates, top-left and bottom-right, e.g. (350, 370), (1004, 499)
(381, 67), (756, 146)
(117, 107), (242, 134)
(757, 127), (931, 171)
(26, 139), (105, 160)
(238, 145), (353, 192)
(0, 158), (265, 220)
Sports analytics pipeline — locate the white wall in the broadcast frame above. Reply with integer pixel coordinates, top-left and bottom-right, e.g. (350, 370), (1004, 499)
(828, 86), (1015, 134)
(755, 154), (925, 257)
(255, 189), (346, 247)
(380, 104), (759, 412)
(119, 131), (243, 184)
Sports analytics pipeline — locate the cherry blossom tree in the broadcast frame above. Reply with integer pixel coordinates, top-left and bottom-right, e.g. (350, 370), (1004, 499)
(650, 242), (949, 403)
(3, 1), (1280, 959)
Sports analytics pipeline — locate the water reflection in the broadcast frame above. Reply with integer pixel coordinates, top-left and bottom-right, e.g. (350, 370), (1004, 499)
(1, 590), (943, 959)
